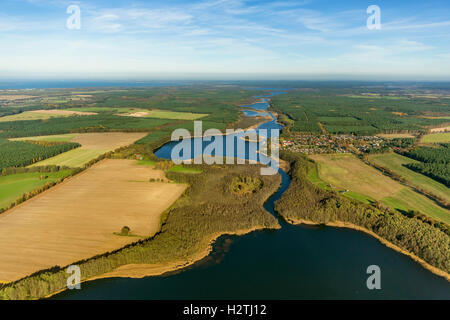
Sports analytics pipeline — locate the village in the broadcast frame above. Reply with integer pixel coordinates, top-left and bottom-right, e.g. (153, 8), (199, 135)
(280, 134), (387, 154)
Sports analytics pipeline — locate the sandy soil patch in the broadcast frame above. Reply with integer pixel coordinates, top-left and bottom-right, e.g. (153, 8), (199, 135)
(124, 111), (149, 117)
(430, 126), (450, 133)
(0, 159), (186, 282)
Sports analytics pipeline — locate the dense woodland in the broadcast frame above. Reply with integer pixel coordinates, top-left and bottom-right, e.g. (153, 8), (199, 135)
(0, 139), (80, 170)
(271, 90), (449, 135)
(275, 151), (450, 274)
(402, 144), (450, 187)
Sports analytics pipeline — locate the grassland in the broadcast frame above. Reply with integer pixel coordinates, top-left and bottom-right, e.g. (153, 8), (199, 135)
(368, 153), (450, 204)
(0, 170), (72, 210)
(14, 132), (147, 167)
(0, 110), (96, 122)
(421, 132), (450, 143)
(0, 159), (186, 282)
(118, 109), (208, 120)
(168, 165), (203, 174)
(309, 154), (450, 224)
(377, 133), (416, 139)
(66, 107), (208, 120)
(12, 134), (76, 142)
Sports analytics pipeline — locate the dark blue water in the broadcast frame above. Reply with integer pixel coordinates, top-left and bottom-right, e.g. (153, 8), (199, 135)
(155, 96), (281, 165)
(53, 92), (450, 300)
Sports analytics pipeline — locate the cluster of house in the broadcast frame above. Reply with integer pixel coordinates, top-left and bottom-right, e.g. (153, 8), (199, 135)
(280, 134), (386, 154)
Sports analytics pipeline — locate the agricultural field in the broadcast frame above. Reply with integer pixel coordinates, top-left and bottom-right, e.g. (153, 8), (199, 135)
(0, 159), (186, 282)
(309, 154), (450, 224)
(0, 170), (72, 210)
(421, 132), (450, 143)
(0, 110), (96, 122)
(13, 132), (147, 167)
(67, 107), (208, 120)
(377, 133), (416, 139)
(368, 153), (450, 204)
(119, 109), (208, 120)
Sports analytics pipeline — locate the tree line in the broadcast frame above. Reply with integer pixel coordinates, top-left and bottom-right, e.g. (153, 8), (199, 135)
(0, 139), (80, 171)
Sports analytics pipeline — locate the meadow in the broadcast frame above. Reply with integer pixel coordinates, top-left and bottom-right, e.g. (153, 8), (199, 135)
(0, 110), (96, 122)
(0, 170), (72, 210)
(421, 132), (450, 143)
(368, 153), (450, 204)
(67, 107), (208, 120)
(308, 154), (450, 224)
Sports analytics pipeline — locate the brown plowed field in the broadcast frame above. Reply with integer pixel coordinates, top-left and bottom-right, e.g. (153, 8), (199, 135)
(0, 159), (186, 282)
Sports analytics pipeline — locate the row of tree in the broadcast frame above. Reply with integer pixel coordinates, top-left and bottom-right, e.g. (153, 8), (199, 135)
(0, 139), (80, 171)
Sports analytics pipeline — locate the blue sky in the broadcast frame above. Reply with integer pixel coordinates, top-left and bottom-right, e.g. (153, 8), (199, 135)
(1, 0), (450, 80)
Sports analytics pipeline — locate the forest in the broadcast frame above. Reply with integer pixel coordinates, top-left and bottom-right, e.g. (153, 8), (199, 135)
(0, 139), (80, 171)
(271, 89), (449, 135)
(403, 144), (450, 187)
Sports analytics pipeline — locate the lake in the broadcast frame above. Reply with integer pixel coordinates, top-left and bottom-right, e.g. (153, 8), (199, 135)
(54, 92), (450, 299)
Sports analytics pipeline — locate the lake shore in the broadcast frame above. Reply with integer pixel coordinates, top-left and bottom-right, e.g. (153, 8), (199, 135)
(45, 224), (281, 298)
(286, 217), (450, 282)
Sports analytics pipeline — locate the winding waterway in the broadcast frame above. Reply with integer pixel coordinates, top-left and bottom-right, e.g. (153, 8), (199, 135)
(54, 92), (450, 299)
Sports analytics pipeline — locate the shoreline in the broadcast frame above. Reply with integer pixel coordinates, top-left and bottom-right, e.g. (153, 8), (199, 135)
(285, 217), (450, 282)
(45, 225), (281, 299)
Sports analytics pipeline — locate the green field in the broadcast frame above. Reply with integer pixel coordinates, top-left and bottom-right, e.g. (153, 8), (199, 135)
(421, 132), (450, 143)
(137, 160), (156, 166)
(0, 171), (72, 209)
(66, 107), (136, 113)
(368, 153), (450, 203)
(342, 191), (376, 204)
(0, 112), (66, 122)
(169, 165), (203, 174)
(12, 134), (76, 143)
(68, 107), (208, 120)
(31, 148), (105, 167)
(382, 188), (449, 223)
(309, 154), (450, 224)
